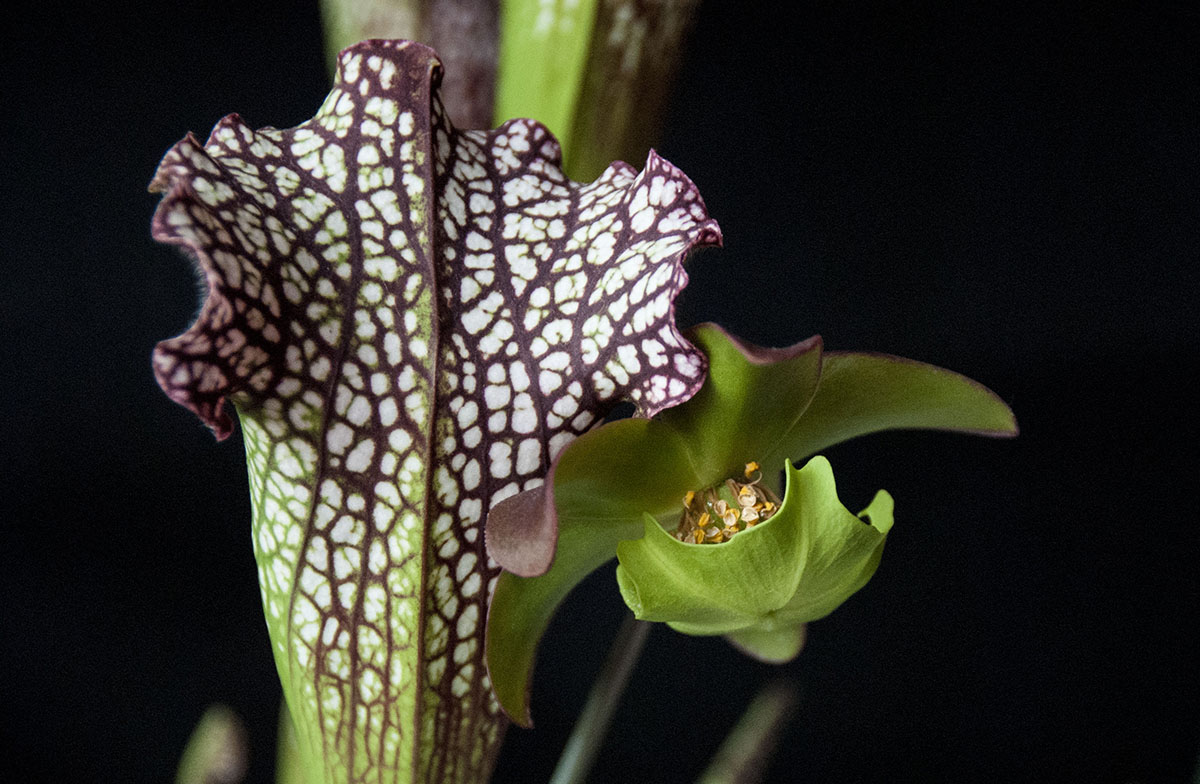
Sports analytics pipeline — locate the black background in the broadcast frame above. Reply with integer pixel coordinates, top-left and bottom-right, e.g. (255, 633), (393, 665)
(3, 1), (1198, 782)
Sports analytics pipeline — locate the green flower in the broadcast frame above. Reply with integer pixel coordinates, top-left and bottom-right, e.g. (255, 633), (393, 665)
(485, 324), (1017, 724)
(614, 455), (894, 662)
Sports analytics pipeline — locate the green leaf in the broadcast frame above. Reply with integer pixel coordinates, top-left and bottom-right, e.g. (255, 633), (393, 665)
(496, 0), (701, 180)
(614, 457), (891, 636)
(496, 0), (600, 162)
(765, 351), (1018, 470)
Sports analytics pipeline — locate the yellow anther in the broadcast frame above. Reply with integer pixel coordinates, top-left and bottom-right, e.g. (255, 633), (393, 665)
(676, 464), (780, 544)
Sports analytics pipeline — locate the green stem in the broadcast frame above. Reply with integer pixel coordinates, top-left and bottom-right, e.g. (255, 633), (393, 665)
(549, 613), (652, 784)
(696, 680), (799, 784)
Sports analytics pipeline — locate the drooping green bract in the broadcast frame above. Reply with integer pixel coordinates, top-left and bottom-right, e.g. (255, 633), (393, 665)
(150, 39), (719, 784)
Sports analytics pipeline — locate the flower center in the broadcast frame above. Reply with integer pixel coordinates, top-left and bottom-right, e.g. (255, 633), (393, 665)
(675, 462), (782, 544)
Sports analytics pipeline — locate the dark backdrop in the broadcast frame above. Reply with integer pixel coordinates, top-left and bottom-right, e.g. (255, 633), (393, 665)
(3, 1), (1198, 782)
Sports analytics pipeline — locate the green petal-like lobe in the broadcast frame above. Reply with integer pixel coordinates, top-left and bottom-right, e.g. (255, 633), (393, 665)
(768, 351), (1018, 469)
(657, 324), (824, 495)
(769, 465), (893, 626)
(615, 457), (891, 638)
(616, 510), (800, 635)
(724, 624), (807, 664)
(485, 416), (695, 724)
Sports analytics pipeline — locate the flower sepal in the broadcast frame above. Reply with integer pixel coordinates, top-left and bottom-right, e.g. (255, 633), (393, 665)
(615, 456), (893, 661)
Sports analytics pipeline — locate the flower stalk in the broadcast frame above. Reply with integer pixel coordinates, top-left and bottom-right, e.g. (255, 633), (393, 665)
(548, 614), (652, 784)
(695, 680), (799, 784)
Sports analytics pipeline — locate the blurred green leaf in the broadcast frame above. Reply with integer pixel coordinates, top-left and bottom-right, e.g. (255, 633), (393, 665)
(497, 0), (701, 179)
(175, 705), (247, 784)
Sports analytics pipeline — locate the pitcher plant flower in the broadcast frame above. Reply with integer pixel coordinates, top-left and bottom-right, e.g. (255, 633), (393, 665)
(150, 39), (719, 784)
(485, 324), (1017, 724)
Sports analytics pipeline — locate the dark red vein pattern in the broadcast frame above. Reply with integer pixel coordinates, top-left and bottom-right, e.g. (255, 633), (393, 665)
(150, 40), (719, 784)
